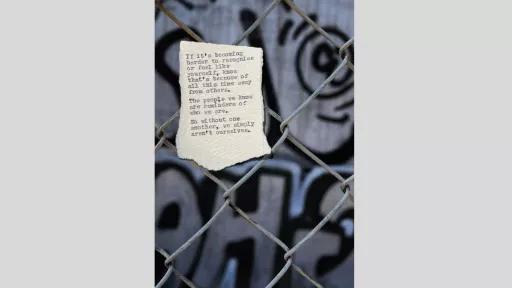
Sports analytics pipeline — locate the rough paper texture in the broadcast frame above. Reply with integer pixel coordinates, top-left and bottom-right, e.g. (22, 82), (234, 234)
(176, 41), (271, 171)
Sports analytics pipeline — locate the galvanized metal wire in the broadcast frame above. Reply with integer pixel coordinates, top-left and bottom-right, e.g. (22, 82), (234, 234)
(155, 0), (354, 287)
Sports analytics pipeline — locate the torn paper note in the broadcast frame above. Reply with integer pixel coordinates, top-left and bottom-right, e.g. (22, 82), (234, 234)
(176, 41), (271, 171)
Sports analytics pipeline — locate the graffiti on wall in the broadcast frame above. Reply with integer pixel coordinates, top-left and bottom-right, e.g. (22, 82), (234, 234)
(155, 155), (353, 287)
(155, 0), (354, 286)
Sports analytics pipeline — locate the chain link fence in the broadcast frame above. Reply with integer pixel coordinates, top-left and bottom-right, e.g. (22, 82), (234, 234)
(154, 0), (354, 287)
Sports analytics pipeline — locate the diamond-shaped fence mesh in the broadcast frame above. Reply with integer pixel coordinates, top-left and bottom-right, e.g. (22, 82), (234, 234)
(155, 0), (354, 287)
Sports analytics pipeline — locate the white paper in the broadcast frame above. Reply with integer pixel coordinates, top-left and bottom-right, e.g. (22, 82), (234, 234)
(176, 41), (271, 171)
